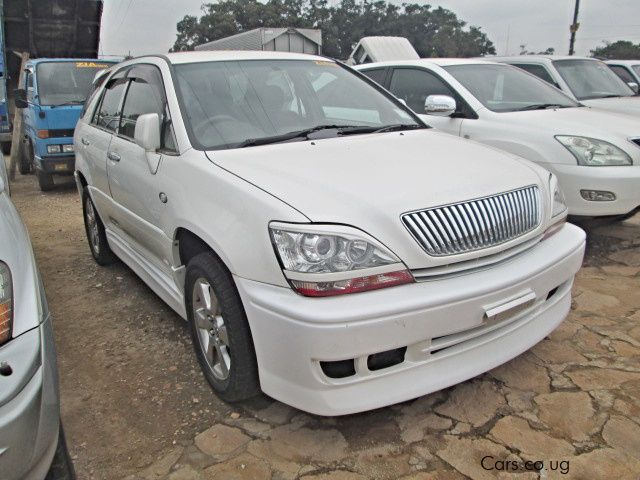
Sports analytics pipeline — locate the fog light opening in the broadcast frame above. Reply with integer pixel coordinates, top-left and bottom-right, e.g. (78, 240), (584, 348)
(367, 347), (407, 371)
(320, 359), (356, 379)
(580, 190), (616, 202)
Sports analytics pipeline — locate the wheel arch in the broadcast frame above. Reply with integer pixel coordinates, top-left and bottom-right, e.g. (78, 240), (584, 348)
(173, 227), (234, 277)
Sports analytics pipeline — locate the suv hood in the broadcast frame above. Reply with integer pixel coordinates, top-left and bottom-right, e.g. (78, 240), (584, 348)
(580, 96), (640, 115)
(499, 106), (640, 137)
(206, 130), (548, 268)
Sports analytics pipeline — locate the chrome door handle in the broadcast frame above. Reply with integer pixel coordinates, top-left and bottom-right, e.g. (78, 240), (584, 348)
(107, 151), (121, 162)
(81, 138), (90, 146)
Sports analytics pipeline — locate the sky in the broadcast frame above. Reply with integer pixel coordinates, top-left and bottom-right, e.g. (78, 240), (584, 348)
(98, 0), (640, 58)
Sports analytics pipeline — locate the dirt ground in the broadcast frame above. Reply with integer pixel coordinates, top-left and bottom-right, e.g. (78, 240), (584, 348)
(9, 173), (640, 480)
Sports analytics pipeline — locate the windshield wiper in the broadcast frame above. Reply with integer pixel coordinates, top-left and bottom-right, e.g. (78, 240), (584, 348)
(50, 100), (85, 107)
(236, 123), (425, 148)
(236, 125), (354, 148)
(517, 103), (565, 111)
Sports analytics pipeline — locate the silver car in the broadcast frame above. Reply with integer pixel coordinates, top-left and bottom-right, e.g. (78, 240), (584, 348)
(0, 167), (73, 478)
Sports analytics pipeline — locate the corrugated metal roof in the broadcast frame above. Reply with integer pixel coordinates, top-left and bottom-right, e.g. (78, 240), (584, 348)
(195, 27), (321, 52)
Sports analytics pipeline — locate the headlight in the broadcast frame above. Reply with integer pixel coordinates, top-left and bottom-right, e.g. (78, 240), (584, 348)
(0, 262), (13, 346)
(270, 224), (413, 296)
(47, 144), (61, 154)
(555, 136), (632, 166)
(62, 144), (74, 153)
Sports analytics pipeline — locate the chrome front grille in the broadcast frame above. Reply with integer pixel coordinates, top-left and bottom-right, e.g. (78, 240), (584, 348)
(402, 186), (541, 256)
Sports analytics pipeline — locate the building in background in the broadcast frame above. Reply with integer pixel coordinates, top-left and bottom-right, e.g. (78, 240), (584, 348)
(195, 28), (322, 55)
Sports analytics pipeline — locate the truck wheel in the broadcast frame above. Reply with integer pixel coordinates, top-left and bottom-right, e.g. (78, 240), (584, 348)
(185, 252), (260, 403)
(19, 142), (34, 175)
(45, 426), (76, 480)
(36, 170), (55, 191)
(82, 188), (115, 265)
(1, 142), (10, 155)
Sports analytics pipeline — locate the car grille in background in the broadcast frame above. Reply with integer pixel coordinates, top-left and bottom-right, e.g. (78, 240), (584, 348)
(402, 186), (541, 256)
(48, 129), (75, 138)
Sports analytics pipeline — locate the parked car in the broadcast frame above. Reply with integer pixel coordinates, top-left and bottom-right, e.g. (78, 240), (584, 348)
(0, 172), (74, 478)
(74, 51), (585, 416)
(14, 58), (118, 191)
(356, 59), (640, 218)
(605, 59), (640, 92)
(487, 55), (640, 116)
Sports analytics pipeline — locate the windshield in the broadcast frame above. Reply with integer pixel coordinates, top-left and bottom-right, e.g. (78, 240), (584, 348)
(553, 59), (634, 100)
(36, 61), (115, 106)
(174, 60), (420, 150)
(444, 64), (578, 112)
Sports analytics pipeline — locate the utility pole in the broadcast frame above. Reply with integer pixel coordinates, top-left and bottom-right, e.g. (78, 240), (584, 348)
(568, 0), (580, 55)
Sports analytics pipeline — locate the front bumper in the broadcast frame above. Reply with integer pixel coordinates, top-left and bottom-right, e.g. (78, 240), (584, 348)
(35, 155), (75, 175)
(236, 223), (586, 416)
(0, 316), (60, 480)
(551, 163), (640, 216)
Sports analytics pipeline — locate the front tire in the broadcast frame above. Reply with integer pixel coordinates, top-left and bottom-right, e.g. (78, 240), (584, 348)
(82, 188), (115, 265)
(185, 252), (259, 403)
(19, 141), (33, 175)
(36, 169), (55, 191)
(45, 426), (76, 480)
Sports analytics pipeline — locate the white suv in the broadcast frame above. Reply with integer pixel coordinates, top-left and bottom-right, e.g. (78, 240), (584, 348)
(357, 59), (640, 217)
(74, 51), (585, 416)
(489, 56), (640, 116)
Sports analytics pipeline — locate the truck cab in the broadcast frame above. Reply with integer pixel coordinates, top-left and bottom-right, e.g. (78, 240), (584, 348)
(15, 58), (117, 190)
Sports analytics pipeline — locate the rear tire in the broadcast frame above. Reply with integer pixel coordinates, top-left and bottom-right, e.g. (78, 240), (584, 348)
(19, 141), (33, 175)
(185, 252), (260, 403)
(45, 426), (76, 480)
(82, 188), (115, 265)
(36, 169), (55, 191)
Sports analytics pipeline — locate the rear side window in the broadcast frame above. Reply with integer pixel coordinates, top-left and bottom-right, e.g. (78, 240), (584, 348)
(513, 64), (559, 88)
(609, 65), (635, 84)
(94, 80), (127, 132)
(361, 68), (387, 86)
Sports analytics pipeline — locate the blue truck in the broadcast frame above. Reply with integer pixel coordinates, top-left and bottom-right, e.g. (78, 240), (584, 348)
(0, 0), (108, 188)
(14, 58), (116, 190)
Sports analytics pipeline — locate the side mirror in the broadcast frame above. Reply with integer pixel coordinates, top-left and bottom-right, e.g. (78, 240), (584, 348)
(424, 95), (456, 116)
(397, 98), (408, 107)
(14, 88), (28, 109)
(134, 113), (161, 152)
(627, 82), (639, 94)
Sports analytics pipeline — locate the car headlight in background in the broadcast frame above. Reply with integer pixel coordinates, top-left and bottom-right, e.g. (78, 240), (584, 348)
(555, 136), (632, 166)
(270, 224), (413, 296)
(63, 144), (74, 153)
(47, 145), (61, 154)
(0, 262), (13, 346)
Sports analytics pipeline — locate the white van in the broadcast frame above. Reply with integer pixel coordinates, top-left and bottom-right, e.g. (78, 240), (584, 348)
(347, 37), (419, 65)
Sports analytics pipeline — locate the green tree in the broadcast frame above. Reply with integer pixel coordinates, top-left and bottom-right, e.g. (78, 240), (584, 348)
(591, 40), (640, 59)
(172, 0), (495, 59)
